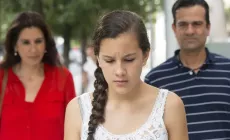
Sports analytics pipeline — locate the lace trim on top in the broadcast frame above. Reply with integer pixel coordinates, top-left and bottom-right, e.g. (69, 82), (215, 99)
(78, 89), (169, 140)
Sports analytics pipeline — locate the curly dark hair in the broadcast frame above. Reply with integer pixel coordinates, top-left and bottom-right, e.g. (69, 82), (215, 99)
(0, 11), (61, 69)
(87, 10), (150, 139)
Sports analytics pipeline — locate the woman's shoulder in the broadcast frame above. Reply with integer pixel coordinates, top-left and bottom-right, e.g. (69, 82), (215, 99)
(45, 64), (72, 81)
(164, 90), (184, 109)
(144, 83), (182, 102)
(67, 96), (80, 111)
(162, 90), (188, 139)
(151, 87), (184, 114)
(65, 96), (83, 135)
(163, 90), (186, 124)
(66, 92), (92, 120)
(0, 68), (10, 79)
(75, 92), (92, 102)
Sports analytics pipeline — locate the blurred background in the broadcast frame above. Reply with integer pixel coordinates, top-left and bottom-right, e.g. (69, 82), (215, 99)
(1, 0), (230, 95)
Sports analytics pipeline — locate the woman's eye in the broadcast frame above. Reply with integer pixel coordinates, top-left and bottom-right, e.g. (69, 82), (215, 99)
(35, 39), (43, 44)
(105, 60), (114, 63)
(124, 59), (135, 62)
(22, 40), (30, 45)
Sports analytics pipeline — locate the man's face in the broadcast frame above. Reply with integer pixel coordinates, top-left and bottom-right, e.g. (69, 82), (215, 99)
(172, 5), (210, 52)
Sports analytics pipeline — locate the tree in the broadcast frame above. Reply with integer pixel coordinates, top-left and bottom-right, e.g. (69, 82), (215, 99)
(0, 0), (44, 43)
(49, 0), (161, 67)
(0, 0), (162, 67)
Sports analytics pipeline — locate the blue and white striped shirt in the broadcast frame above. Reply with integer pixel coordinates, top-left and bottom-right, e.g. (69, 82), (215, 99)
(145, 48), (230, 140)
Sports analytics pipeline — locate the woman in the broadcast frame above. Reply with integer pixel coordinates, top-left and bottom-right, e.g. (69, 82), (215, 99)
(0, 11), (76, 140)
(64, 10), (188, 140)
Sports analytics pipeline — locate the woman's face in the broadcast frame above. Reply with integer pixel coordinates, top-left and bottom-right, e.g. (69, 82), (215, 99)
(98, 32), (149, 95)
(15, 27), (46, 66)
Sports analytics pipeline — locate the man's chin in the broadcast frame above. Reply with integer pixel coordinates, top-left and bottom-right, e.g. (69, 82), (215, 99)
(181, 45), (203, 52)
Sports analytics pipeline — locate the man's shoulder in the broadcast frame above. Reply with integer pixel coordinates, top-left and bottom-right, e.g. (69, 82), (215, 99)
(146, 57), (175, 77)
(144, 57), (176, 84)
(210, 52), (230, 62)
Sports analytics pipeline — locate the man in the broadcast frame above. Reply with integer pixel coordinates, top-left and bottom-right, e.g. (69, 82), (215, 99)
(145, 0), (230, 139)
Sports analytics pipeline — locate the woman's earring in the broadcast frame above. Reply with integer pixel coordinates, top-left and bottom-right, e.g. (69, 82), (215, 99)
(14, 52), (17, 56)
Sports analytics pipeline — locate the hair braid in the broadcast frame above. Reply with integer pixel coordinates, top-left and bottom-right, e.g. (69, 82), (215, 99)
(87, 66), (108, 140)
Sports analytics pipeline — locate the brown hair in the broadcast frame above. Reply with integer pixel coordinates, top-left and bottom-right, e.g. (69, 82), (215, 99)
(87, 10), (150, 139)
(0, 11), (62, 118)
(0, 11), (61, 69)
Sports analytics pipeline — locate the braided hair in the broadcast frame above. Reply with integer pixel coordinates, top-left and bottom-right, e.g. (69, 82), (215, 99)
(87, 10), (150, 139)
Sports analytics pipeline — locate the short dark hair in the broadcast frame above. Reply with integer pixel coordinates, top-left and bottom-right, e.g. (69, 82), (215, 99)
(1, 11), (61, 69)
(172, 0), (210, 25)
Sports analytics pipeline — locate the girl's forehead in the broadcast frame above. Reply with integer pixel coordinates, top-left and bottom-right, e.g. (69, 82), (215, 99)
(99, 33), (140, 55)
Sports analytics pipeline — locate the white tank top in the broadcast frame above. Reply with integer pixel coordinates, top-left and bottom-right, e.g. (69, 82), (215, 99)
(77, 89), (169, 140)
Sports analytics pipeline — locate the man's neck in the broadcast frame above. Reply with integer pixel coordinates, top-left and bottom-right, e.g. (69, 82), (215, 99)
(179, 48), (206, 72)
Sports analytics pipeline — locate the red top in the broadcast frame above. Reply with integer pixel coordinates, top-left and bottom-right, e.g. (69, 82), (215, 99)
(0, 64), (76, 140)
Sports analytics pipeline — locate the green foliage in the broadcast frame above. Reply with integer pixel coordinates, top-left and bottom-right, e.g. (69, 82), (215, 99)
(0, 0), (162, 66)
(225, 7), (230, 23)
(0, 0), (162, 40)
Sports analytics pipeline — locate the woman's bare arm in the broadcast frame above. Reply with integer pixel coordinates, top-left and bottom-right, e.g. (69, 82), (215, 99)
(164, 92), (189, 140)
(64, 97), (82, 140)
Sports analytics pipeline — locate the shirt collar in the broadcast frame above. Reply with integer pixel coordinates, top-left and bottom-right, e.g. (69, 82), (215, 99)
(172, 47), (216, 65)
